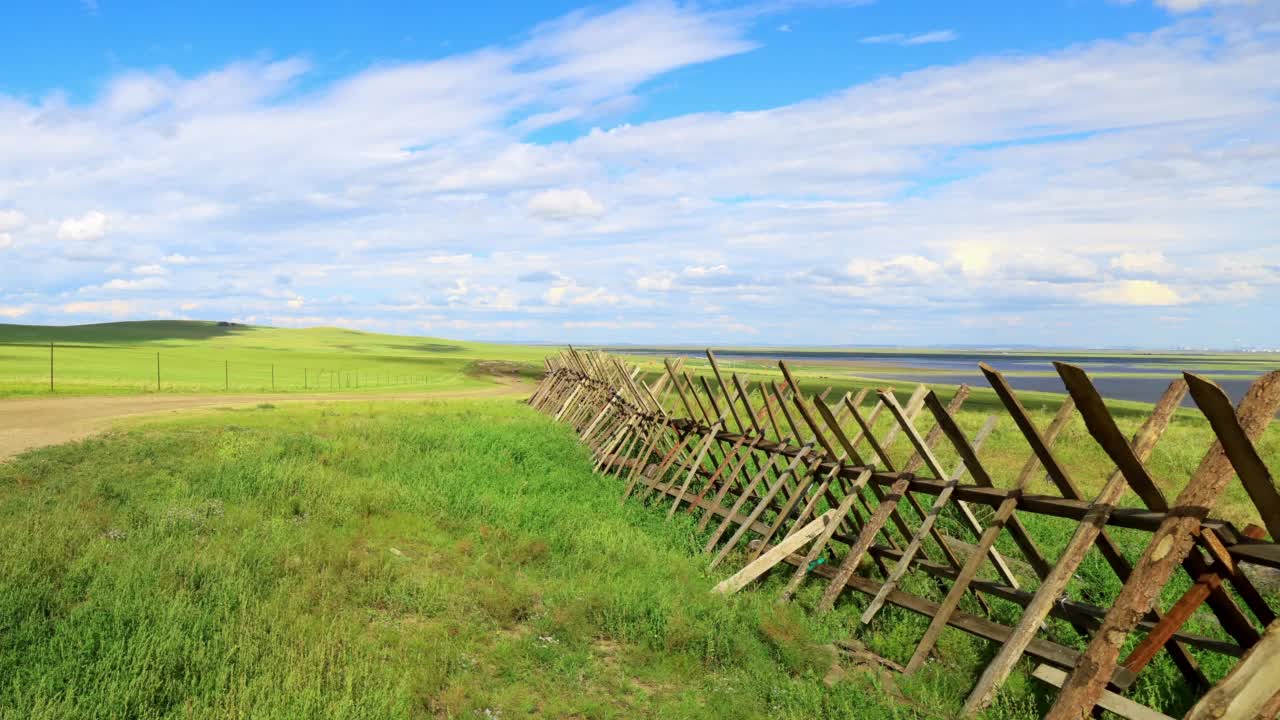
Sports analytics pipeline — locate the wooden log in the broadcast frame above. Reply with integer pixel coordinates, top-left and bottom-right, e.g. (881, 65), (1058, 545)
(961, 368), (1193, 717)
(1043, 370), (1280, 720)
(1122, 524), (1268, 675)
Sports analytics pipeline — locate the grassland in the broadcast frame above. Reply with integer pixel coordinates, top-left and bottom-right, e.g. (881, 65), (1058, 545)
(0, 321), (549, 397)
(2, 323), (1277, 718)
(0, 398), (984, 719)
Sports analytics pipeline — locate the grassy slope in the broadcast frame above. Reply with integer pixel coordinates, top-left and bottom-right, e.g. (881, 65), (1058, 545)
(0, 398), (1272, 718)
(0, 399), (951, 719)
(0, 321), (550, 397)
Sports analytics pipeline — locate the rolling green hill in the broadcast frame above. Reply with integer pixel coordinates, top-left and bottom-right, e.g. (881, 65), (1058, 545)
(0, 321), (551, 397)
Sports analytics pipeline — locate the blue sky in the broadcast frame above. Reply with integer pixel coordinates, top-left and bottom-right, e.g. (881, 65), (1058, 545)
(1, 0), (1278, 348)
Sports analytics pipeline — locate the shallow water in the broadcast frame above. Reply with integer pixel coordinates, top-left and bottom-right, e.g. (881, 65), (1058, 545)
(614, 348), (1276, 406)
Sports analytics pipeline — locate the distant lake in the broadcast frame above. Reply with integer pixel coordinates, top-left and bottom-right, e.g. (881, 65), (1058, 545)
(610, 348), (1276, 407)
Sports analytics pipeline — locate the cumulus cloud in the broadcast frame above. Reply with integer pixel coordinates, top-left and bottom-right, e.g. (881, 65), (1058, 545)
(56, 211), (108, 241)
(527, 188), (605, 220)
(1085, 280), (1184, 306)
(1, 2), (1278, 346)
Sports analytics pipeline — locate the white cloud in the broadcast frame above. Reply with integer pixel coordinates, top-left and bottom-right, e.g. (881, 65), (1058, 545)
(1155, 0), (1257, 13)
(62, 300), (141, 316)
(527, 188), (605, 220)
(862, 30), (958, 46)
(1, 3), (1278, 346)
(57, 211), (108, 241)
(0, 233), (11, 250)
(0, 305), (28, 318)
(132, 264), (168, 276)
(85, 277), (170, 292)
(1110, 251), (1174, 275)
(0, 210), (25, 232)
(1085, 280), (1184, 306)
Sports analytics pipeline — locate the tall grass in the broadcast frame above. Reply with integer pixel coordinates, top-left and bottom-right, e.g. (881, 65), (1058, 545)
(0, 399), (971, 718)
(1, 398), (1269, 718)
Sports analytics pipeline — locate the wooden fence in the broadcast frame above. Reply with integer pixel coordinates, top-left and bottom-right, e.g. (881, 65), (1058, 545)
(529, 348), (1280, 720)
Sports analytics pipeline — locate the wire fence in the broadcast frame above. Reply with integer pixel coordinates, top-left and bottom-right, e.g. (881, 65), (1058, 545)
(0, 342), (447, 394)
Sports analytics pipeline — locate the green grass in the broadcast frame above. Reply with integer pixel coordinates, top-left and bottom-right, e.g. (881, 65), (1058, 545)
(0, 321), (550, 397)
(1, 395), (1274, 717)
(0, 398), (961, 719)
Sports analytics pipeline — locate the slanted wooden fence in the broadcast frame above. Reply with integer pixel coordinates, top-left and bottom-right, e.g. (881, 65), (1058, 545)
(529, 348), (1280, 720)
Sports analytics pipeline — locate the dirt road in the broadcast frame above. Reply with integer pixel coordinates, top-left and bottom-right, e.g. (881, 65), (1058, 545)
(0, 381), (531, 461)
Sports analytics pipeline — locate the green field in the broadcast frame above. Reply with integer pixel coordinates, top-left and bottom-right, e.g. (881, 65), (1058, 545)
(3, 398), (1269, 719)
(0, 321), (550, 397)
(1, 323), (1276, 718)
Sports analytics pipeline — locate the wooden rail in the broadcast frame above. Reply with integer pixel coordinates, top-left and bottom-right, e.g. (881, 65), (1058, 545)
(530, 348), (1280, 719)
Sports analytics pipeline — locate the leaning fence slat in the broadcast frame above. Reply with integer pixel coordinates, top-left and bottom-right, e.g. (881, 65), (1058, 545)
(777, 469), (873, 602)
(1183, 618), (1280, 720)
(1042, 370), (1280, 720)
(711, 448), (815, 569)
(905, 396), (1078, 674)
(961, 367), (1194, 717)
(861, 412), (997, 624)
(712, 509), (839, 595)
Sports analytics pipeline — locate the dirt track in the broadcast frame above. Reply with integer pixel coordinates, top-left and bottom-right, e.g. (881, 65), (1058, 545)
(0, 380), (531, 461)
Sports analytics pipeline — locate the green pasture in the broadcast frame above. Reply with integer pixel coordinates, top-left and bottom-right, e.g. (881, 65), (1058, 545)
(0, 321), (549, 397)
(2, 399), (1272, 718)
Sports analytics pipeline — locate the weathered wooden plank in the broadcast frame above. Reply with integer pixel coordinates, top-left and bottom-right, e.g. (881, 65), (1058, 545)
(905, 397), (1077, 674)
(1043, 370), (1280, 720)
(860, 411), (996, 624)
(1183, 618), (1280, 720)
(1123, 524), (1268, 675)
(1031, 666), (1174, 720)
(712, 510), (838, 594)
(962, 367), (1194, 717)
